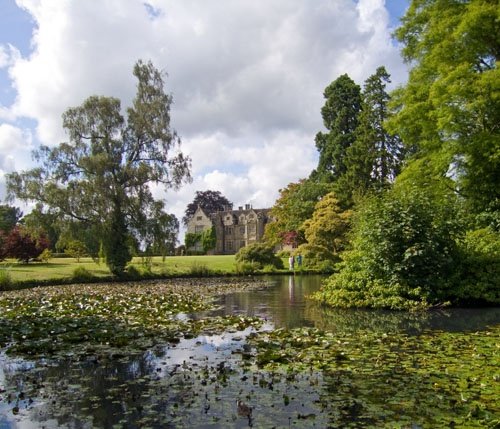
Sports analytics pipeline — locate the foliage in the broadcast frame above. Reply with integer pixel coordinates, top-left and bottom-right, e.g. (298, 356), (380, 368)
(264, 179), (332, 246)
(20, 204), (59, 251)
(337, 67), (404, 204)
(63, 239), (88, 262)
(201, 226), (216, 253)
(71, 266), (95, 282)
(235, 261), (260, 274)
(248, 325), (500, 427)
(235, 243), (284, 269)
(183, 190), (232, 225)
(389, 0), (500, 220)
(3, 226), (49, 263)
(0, 204), (22, 234)
(452, 227), (500, 304)
(39, 248), (52, 263)
(0, 269), (13, 291)
(188, 261), (214, 276)
(296, 192), (352, 268)
(132, 202), (179, 258)
(7, 60), (191, 276)
(314, 186), (464, 309)
(311, 74), (362, 182)
(185, 232), (202, 250)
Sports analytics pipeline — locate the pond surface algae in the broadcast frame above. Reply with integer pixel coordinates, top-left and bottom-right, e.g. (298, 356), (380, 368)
(0, 277), (498, 428)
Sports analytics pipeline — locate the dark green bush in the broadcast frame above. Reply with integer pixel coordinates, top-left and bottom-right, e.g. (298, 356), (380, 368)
(235, 243), (284, 270)
(0, 270), (14, 291)
(314, 187), (463, 309)
(71, 267), (95, 282)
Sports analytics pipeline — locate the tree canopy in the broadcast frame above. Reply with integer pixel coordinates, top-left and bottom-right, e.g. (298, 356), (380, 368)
(388, 0), (500, 221)
(312, 74), (362, 183)
(7, 60), (191, 275)
(183, 190), (232, 225)
(0, 205), (22, 234)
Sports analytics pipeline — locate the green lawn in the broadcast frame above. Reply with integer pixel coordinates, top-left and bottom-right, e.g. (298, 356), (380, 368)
(0, 255), (240, 283)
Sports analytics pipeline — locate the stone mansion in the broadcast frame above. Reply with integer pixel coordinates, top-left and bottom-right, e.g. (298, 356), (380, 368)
(186, 204), (271, 254)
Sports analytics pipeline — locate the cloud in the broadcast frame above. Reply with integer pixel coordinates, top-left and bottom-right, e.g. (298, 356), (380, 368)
(1, 0), (407, 230)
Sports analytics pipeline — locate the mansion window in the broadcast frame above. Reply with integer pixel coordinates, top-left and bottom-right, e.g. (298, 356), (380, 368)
(240, 226), (245, 234)
(225, 226), (233, 235)
(248, 224), (256, 234)
(226, 240), (233, 250)
(196, 216), (202, 221)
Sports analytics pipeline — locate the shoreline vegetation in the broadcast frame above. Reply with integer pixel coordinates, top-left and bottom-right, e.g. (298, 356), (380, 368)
(0, 255), (319, 292)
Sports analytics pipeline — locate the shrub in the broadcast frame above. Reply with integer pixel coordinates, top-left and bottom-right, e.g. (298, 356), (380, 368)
(314, 187), (463, 309)
(235, 243), (284, 270)
(39, 248), (53, 263)
(189, 261), (213, 276)
(452, 227), (500, 304)
(71, 267), (94, 282)
(125, 265), (142, 279)
(235, 261), (260, 275)
(0, 269), (14, 291)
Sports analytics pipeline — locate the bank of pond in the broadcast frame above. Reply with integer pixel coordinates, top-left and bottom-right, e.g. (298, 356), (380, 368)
(0, 276), (498, 428)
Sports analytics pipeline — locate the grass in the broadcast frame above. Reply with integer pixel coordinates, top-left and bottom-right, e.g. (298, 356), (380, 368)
(0, 255), (250, 284)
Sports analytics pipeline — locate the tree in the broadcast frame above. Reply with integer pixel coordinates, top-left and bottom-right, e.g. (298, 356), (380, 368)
(264, 179), (333, 247)
(183, 190), (232, 225)
(0, 205), (22, 234)
(21, 204), (59, 251)
(337, 67), (404, 203)
(296, 192), (352, 269)
(7, 60), (191, 275)
(133, 202), (179, 260)
(311, 74), (362, 182)
(64, 239), (88, 262)
(4, 226), (49, 263)
(388, 0), (500, 223)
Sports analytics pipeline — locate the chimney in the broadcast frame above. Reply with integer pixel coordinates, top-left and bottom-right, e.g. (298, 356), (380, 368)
(238, 206), (243, 211)
(245, 204), (250, 210)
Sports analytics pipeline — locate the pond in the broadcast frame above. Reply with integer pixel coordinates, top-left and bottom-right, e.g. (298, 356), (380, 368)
(0, 275), (499, 428)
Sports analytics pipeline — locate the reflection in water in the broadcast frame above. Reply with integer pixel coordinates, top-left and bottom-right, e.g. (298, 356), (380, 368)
(1, 275), (499, 428)
(214, 275), (500, 333)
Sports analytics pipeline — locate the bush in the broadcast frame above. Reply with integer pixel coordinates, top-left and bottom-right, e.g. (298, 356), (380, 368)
(71, 267), (95, 282)
(235, 261), (260, 275)
(452, 227), (500, 304)
(235, 243), (284, 270)
(314, 187), (463, 309)
(189, 261), (213, 276)
(125, 265), (142, 279)
(0, 269), (14, 291)
(39, 248), (52, 263)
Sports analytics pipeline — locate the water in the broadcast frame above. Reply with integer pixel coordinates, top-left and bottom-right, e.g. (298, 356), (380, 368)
(1, 276), (499, 428)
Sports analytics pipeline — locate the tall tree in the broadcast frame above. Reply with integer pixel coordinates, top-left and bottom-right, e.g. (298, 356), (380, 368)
(312, 74), (362, 182)
(0, 205), (22, 233)
(183, 190), (232, 225)
(7, 60), (191, 275)
(388, 0), (500, 223)
(337, 67), (404, 203)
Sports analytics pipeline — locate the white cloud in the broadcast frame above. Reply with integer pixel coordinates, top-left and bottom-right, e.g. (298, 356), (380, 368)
(1, 0), (407, 223)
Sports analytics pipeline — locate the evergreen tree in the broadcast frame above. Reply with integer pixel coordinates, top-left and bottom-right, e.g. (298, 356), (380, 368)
(312, 74), (362, 182)
(337, 67), (404, 203)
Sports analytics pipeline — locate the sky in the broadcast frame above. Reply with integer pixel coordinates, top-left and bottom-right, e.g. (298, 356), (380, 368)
(0, 0), (409, 238)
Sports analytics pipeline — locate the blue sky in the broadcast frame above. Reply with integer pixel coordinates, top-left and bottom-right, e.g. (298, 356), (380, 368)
(0, 0), (409, 228)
